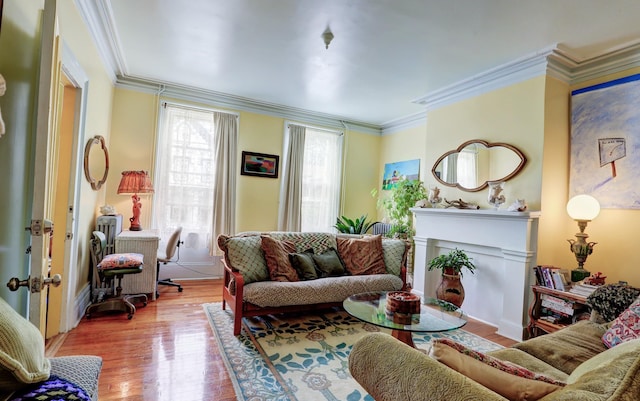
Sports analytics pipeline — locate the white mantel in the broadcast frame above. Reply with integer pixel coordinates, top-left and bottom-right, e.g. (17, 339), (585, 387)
(411, 207), (541, 341)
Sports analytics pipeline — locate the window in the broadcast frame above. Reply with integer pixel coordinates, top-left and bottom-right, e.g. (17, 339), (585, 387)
(301, 128), (343, 232)
(279, 123), (343, 233)
(154, 103), (216, 258)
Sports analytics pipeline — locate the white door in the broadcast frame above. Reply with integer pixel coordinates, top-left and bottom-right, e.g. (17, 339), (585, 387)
(27, 0), (61, 332)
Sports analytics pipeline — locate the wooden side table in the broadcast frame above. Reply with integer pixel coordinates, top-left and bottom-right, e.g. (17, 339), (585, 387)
(116, 229), (160, 300)
(527, 285), (590, 338)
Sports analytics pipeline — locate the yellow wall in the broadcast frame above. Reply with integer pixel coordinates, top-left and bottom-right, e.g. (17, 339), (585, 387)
(107, 89), (382, 235)
(425, 76), (546, 210)
(376, 125), (428, 220)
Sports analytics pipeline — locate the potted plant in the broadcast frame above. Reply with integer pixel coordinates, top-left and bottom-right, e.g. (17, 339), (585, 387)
(427, 248), (476, 307)
(334, 215), (373, 234)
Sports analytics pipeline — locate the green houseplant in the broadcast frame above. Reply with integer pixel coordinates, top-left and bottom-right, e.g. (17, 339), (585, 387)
(334, 215), (374, 234)
(378, 178), (427, 237)
(428, 248), (476, 307)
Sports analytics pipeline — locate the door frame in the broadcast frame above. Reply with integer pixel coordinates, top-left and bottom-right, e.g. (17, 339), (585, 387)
(57, 41), (89, 333)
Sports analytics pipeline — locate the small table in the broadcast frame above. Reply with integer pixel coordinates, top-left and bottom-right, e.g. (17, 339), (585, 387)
(343, 291), (467, 348)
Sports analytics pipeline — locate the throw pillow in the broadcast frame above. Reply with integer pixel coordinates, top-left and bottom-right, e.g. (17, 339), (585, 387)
(601, 296), (640, 348)
(430, 340), (564, 401)
(288, 249), (318, 280)
(9, 375), (91, 401)
(311, 248), (347, 278)
(0, 298), (50, 392)
(567, 338), (640, 385)
(97, 253), (143, 269)
(217, 234), (269, 284)
(260, 235), (299, 282)
(336, 235), (386, 275)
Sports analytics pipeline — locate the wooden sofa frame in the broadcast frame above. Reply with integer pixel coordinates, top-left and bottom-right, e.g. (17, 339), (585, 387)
(221, 259), (408, 336)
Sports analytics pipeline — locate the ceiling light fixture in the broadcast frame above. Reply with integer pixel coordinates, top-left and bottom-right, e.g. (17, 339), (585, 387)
(322, 27), (334, 49)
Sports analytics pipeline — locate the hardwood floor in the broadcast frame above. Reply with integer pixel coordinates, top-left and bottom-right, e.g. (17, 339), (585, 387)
(48, 279), (517, 401)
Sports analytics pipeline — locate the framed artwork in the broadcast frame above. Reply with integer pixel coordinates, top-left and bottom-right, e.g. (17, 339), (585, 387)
(240, 151), (279, 178)
(382, 159), (420, 190)
(570, 73), (640, 209)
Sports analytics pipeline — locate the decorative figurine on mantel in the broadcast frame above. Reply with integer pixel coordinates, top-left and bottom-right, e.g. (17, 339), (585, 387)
(428, 185), (442, 208)
(487, 181), (506, 210)
(443, 198), (479, 210)
(507, 199), (528, 212)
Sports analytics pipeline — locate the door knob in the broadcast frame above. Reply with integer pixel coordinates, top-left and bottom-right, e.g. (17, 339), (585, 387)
(6, 277), (29, 291)
(6, 274), (62, 292)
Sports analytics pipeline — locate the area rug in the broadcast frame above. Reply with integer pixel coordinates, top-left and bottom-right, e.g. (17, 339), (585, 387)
(203, 302), (502, 401)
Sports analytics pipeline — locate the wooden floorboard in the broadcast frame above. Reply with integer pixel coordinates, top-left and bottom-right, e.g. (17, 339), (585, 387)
(48, 279), (517, 400)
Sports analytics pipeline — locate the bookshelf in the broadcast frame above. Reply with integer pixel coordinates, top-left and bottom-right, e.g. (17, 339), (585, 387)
(527, 286), (590, 338)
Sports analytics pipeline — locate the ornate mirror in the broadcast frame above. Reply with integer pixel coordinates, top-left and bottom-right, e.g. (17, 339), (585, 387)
(83, 135), (109, 190)
(431, 139), (526, 192)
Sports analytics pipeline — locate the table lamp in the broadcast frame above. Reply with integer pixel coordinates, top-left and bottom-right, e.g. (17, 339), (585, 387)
(117, 171), (154, 231)
(566, 194), (600, 282)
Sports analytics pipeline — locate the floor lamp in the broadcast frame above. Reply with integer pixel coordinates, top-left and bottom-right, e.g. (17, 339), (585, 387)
(117, 171), (154, 231)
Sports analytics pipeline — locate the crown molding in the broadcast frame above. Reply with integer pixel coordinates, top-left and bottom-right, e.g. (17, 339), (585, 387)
(75, 0), (127, 81)
(380, 111), (426, 136)
(115, 76), (383, 135)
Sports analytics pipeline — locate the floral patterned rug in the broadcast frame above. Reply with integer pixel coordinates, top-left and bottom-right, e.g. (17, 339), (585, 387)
(203, 302), (502, 401)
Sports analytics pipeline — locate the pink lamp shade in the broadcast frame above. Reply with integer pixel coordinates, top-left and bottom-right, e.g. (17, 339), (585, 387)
(117, 171), (154, 231)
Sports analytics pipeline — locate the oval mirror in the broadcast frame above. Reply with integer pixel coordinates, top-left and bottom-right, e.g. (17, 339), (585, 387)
(83, 135), (109, 191)
(431, 140), (526, 192)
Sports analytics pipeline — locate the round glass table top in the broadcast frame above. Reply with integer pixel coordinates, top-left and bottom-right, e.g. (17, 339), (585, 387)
(343, 291), (467, 333)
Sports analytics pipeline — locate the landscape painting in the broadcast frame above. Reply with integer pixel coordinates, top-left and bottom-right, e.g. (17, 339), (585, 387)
(382, 159), (420, 190)
(570, 74), (640, 209)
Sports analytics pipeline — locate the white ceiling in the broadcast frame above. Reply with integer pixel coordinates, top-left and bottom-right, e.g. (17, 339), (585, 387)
(86, 0), (640, 127)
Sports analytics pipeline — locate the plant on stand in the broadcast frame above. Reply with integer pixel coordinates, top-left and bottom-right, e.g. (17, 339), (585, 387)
(427, 248), (476, 307)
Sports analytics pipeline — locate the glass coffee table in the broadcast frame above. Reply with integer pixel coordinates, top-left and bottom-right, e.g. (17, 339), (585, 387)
(343, 291), (467, 348)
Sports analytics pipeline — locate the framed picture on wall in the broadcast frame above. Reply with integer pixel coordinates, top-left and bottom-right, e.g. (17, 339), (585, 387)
(240, 151), (280, 178)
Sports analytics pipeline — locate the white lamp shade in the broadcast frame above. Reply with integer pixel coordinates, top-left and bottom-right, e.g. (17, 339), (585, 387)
(566, 194), (600, 221)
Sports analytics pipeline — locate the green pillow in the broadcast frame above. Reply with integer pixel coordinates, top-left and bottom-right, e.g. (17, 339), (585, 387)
(289, 249), (318, 280)
(312, 248), (347, 278)
(0, 297), (50, 392)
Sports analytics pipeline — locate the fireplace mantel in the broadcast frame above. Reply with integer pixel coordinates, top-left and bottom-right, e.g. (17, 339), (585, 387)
(411, 207), (541, 341)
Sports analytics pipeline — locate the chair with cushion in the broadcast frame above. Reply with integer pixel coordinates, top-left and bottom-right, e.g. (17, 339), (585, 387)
(156, 226), (184, 297)
(85, 231), (148, 320)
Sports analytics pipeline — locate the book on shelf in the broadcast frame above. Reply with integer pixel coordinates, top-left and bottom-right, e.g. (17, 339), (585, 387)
(533, 265), (568, 290)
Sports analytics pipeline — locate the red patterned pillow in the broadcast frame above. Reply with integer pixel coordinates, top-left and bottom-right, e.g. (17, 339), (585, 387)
(602, 297), (640, 348)
(336, 235), (386, 275)
(98, 253), (143, 269)
(260, 235), (299, 282)
(433, 338), (566, 386)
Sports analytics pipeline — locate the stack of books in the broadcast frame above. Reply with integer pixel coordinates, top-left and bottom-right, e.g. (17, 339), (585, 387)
(568, 283), (599, 297)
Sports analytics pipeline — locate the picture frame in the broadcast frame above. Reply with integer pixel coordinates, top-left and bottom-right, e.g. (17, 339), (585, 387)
(240, 151), (279, 178)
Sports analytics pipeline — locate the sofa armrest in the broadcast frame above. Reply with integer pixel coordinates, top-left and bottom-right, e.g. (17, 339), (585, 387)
(349, 333), (508, 401)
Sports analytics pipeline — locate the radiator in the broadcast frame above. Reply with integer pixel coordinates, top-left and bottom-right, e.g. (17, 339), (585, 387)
(95, 215), (123, 255)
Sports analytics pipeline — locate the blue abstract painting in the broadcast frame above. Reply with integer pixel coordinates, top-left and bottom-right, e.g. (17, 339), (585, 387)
(570, 74), (640, 209)
(382, 159), (420, 190)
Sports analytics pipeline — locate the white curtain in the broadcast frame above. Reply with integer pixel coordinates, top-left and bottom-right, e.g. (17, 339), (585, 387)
(301, 128), (342, 232)
(211, 112), (237, 255)
(457, 148), (478, 188)
(153, 103), (237, 257)
(154, 103), (216, 252)
(278, 124), (306, 231)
